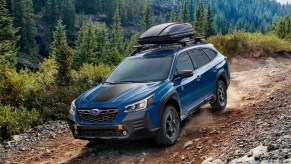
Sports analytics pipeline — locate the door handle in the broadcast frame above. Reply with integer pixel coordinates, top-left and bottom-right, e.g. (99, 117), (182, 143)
(196, 75), (201, 81)
(212, 67), (217, 72)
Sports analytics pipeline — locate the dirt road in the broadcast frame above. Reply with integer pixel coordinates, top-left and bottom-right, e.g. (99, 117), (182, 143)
(3, 57), (291, 164)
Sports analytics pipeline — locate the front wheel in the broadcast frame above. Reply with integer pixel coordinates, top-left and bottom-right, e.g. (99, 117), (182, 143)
(211, 80), (227, 111)
(155, 105), (180, 147)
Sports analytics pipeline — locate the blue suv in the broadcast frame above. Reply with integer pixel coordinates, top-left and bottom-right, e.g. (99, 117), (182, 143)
(67, 23), (230, 146)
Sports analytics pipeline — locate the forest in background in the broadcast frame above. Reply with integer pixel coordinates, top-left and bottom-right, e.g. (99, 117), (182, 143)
(3, 0), (291, 65)
(0, 0), (291, 140)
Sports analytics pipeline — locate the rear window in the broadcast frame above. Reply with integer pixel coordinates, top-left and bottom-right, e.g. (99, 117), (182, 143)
(203, 48), (217, 60)
(188, 49), (211, 69)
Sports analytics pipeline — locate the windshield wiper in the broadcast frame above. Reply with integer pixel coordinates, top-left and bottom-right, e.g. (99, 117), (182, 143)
(118, 80), (156, 83)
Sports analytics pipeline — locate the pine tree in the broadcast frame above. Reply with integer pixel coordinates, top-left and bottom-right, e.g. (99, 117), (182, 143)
(204, 3), (216, 38)
(194, 0), (205, 36)
(141, 0), (154, 31)
(189, 0), (195, 21)
(125, 32), (141, 56)
(50, 19), (73, 86)
(44, 0), (76, 34)
(169, 10), (177, 22)
(0, 0), (19, 67)
(272, 16), (291, 39)
(95, 22), (111, 63)
(11, 0), (37, 55)
(215, 12), (228, 35)
(62, 0), (75, 34)
(112, 8), (124, 53)
(105, 48), (123, 66)
(179, 0), (190, 23)
(74, 19), (98, 69)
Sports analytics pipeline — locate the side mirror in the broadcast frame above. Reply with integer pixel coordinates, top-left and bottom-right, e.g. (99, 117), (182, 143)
(175, 70), (193, 80)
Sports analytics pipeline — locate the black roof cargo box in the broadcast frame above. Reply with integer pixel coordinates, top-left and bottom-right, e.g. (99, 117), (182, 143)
(138, 23), (195, 45)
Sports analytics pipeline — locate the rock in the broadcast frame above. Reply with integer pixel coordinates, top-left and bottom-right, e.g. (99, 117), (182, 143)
(180, 155), (185, 160)
(196, 146), (203, 150)
(267, 144), (279, 152)
(46, 149), (51, 153)
(247, 152), (253, 157)
(194, 138), (200, 142)
(202, 157), (223, 164)
(140, 158), (145, 162)
(183, 141), (193, 149)
(12, 135), (24, 142)
(171, 152), (179, 158)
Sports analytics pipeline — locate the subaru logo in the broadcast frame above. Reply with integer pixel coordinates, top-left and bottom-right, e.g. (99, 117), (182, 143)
(90, 109), (100, 116)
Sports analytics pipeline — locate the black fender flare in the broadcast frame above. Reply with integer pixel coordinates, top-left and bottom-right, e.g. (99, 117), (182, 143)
(216, 69), (228, 88)
(158, 89), (181, 123)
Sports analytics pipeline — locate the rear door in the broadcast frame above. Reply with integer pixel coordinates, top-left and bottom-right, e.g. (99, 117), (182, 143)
(202, 48), (219, 93)
(188, 48), (213, 101)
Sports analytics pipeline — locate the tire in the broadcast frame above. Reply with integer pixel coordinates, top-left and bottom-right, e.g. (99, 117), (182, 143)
(155, 105), (180, 147)
(211, 80), (227, 111)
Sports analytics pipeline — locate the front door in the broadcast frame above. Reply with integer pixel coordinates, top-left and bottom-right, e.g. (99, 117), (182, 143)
(173, 52), (195, 115)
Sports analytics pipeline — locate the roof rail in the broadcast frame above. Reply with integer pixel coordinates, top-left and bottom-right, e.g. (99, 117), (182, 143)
(129, 37), (208, 57)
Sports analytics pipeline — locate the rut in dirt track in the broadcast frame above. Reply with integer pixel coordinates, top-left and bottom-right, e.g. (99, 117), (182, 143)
(5, 57), (291, 164)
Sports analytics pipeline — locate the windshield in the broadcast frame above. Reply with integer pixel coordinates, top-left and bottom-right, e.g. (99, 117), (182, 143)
(105, 56), (173, 83)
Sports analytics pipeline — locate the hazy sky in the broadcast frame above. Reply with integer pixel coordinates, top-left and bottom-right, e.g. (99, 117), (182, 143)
(277, 0), (291, 4)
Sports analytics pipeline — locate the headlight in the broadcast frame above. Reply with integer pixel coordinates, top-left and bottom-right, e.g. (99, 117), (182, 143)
(125, 95), (154, 112)
(69, 99), (76, 115)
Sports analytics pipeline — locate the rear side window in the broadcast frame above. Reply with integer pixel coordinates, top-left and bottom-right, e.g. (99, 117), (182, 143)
(176, 52), (194, 74)
(188, 49), (211, 68)
(203, 48), (217, 60)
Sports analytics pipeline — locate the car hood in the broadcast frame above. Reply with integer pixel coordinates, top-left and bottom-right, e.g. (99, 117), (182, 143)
(76, 82), (165, 108)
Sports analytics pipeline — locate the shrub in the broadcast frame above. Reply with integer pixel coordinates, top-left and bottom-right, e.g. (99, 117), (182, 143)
(0, 68), (38, 106)
(0, 105), (41, 139)
(207, 32), (291, 58)
(74, 63), (112, 86)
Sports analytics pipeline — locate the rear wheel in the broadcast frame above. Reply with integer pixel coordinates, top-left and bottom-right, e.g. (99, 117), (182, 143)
(155, 105), (180, 147)
(211, 80), (227, 111)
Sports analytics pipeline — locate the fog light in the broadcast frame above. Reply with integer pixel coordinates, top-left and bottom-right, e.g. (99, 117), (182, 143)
(74, 130), (78, 135)
(117, 125), (123, 131)
(122, 131), (127, 136)
(73, 124), (78, 130)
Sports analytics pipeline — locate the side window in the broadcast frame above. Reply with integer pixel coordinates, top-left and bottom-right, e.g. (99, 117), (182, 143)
(189, 49), (211, 68)
(176, 52), (194, 74)
(203, 48), (217, 60)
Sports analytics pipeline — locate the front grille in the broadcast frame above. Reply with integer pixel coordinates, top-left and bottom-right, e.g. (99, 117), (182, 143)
(79, 129), (120, 137)
(77, 109), (118, 123)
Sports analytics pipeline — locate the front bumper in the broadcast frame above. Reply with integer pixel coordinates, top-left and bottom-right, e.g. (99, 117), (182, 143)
(67, 110), (159, 141)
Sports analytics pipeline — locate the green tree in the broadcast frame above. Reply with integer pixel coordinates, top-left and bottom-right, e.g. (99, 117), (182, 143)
(272, 16), (291, 39)
(74, 19), (98, 69)
(11, 0), (37, 55)
(0, 0), (19, 67)
(179, 0), (190, 23)
(50, 19), (73, 86)
(95, 22), (111, 63)
(215, 11), (228, 35)
(125, 32), (141, 56)
(194, 0), (205, 36)
(141, 0), (154, 31)
(44, 0), (76, 33)
(204, 3), (216, 38)
(169, 10), (177, 22)
(104, 48), (123, 66)
(112, 8), (124, 53)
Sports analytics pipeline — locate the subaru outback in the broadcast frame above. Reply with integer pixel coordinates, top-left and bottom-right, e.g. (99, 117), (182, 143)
(67, 23), (230, 146)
